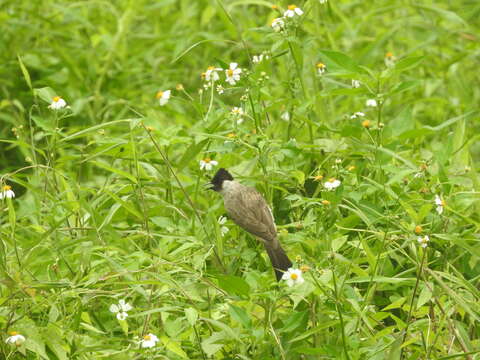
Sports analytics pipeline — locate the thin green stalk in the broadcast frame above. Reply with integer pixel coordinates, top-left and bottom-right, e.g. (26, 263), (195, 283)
(400, 247), (427, 359)
(331, 260), (351, 360)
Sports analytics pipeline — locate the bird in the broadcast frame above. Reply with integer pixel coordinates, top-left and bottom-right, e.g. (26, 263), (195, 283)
(209, 168), (292, 281)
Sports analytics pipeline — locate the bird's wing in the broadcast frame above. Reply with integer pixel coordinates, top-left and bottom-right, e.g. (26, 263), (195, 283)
(224, 185), (277, 243)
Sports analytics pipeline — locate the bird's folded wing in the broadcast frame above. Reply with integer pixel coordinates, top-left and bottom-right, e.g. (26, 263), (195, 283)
(225, 186), (277, 243)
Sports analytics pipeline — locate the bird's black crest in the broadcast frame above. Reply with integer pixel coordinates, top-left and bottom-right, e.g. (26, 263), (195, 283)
(210, 168), (234, 191)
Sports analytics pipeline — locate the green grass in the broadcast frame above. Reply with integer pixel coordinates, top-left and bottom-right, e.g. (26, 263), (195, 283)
(1, 0), (479, 359)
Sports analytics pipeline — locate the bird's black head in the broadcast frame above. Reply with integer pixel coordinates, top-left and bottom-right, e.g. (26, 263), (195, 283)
(210, 168), (234, 191)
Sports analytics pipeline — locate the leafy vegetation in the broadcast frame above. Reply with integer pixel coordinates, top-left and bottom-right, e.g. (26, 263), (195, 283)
(1, 0), (479, 359)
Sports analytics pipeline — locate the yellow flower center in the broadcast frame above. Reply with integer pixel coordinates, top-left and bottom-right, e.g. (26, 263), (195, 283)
(328, 178), (336, 183)
(201, 72), (206, 79)
(414, 225), (422, 234)
(321, 200), (330, 205)
(9, 331), (19, 336)
(272, 5), (278, 9)
(203, 158), (211, 163)
(53, 96), (61, 102)
(348, 165), (356, 171)
(155, 91), (163, 99)
(288, 5), (297, 10)
(227, 133), (235, 138)
(313, 175), (323, 181)
(227, 69), (234, 76)
(290, 273), (298, 280)
(385, 51), (394, 58)
(362, 119), (371, 128)
(3, 185), (11, 191)
(143, 335), (151, 340)
(441, 200), (446, 206)
(207, 66), (215, 71)
(316, 62), (326, 69)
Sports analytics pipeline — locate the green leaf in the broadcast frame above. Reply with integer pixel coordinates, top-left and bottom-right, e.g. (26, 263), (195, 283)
(417, 284), (432, 308)
(280, 310), (308, 333)
(229, 304), (251, 328)
(393, 56), (424, 72)
(161, 336), (188, 359)
(382, 297), (407, 311)
(290, 170), (305, 186)
(185, 307), (198, 326)
(319, 49), (366, 74)
(33, 87), (56, 104)
(217, 275), (250, 297)
(17, 55), (32, 90)
(31, 115), (55, 132)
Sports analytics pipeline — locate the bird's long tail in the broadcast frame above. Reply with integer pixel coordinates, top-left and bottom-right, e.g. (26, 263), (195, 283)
(264, 242), (293, 281)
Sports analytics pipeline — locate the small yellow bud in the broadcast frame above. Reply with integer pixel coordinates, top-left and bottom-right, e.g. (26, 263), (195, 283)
(414, 225), (422, 234)
(300, 265), (310, 273)
(361, 119), (371, 128)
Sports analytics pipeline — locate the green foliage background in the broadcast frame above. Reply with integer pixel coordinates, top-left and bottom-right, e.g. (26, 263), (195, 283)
(1, 0), (479, 359)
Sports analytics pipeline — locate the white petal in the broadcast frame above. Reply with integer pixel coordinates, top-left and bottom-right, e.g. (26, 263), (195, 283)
(230, 62), (238, 70)
(117, 312), (128, 320)
(295, 8), (304, 15)
(109, 304), (119, 313)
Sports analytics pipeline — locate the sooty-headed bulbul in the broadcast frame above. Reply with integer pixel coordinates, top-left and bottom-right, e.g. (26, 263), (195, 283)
(210, 168), (292, 281)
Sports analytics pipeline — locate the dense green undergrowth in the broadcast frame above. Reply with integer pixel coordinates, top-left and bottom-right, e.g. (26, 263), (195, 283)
(1, 0), (479, 359)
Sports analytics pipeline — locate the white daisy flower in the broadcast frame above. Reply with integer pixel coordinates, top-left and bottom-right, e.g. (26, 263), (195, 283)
(156, 90), (171, 106)
(218, 216), (229, 236)
(282, 268), (305, 287)
(5, 332), (26, 346)
(417, 235), (430, 248)
(252, 54), (266, 63)
(384, 52), (396, 68)
(216, 85), (225, 94)
(205, 66), (222, 82)
(230, 107), (245, 124)
(199, 158), (218, 171)
(350, 112), (365, 119)
(48, 96), (67, 110)
(271, 17), (285, 32)
(435, 195), (445, 214)
(140, 333), (159, 348)
(324, 178), (341, 191)
(284, 5), (304, 17)
(281, 111), (290, 121)
(351, 79), (361, 88)
(316, 62), (326, 75)
(366, 99), (378, 107)
(109, 299), (133, 321)
(0, 185), (15, 199)
(225, 63), (242, 85)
